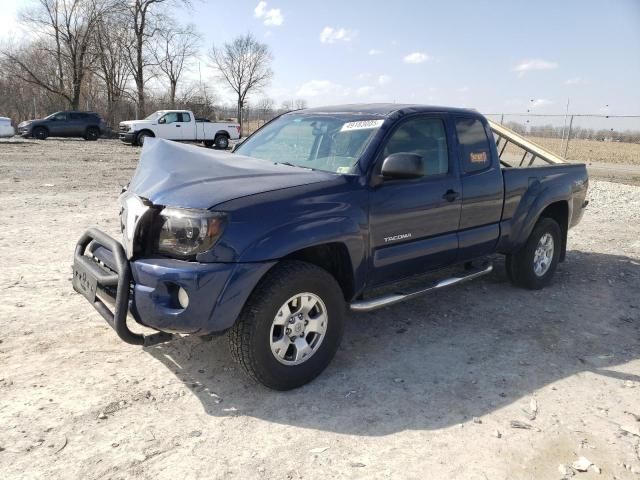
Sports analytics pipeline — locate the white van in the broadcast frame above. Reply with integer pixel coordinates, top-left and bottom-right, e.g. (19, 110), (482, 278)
(0, 117), (15, 138)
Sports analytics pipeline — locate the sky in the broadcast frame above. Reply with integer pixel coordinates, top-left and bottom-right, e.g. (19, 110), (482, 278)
(1, 0), (639, 115)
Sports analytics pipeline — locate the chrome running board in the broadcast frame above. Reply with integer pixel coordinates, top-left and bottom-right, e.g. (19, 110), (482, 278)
(350, 264), (493, 312)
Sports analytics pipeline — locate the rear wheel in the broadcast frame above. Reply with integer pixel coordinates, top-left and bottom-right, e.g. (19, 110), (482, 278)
(506, 217), (561, 289)
(136, 131), (153, 146)
(85, 126), (100, 141)
(228, 261), (345, 390)
(214, 134), (229, 150)
(33, 127), (48, 140)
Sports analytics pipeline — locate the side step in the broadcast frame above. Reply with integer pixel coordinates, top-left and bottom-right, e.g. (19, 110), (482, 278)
(350, 263), (493, 312)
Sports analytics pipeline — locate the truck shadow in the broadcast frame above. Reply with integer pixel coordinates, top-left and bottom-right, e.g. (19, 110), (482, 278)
(145, 250), (640, 436)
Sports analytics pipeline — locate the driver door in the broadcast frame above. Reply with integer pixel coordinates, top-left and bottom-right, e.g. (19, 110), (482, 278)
(368, 114), (462, 286)
(156, 112), (181, 139)
(48, 112), (68, 137)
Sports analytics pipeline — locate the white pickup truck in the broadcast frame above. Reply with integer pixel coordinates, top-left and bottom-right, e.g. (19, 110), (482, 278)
(118, 110), (241, 149)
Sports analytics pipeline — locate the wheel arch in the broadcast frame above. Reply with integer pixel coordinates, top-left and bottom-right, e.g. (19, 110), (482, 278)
(215, 129), (230, 138)
(32, 124), (49, 136)
(538, 200), (569, 261)
(137, 128), (155, 137)
(282, 243), (356, 301)
(499, 178), (572, 257)
(136, 129), (155, 145)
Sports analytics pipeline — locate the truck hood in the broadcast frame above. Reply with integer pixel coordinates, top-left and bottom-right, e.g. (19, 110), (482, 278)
(127, 138), (337, 209)
(120, 119), (151, 127)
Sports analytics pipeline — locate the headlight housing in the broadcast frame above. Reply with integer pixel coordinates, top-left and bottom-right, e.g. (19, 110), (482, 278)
(155, 208), (225, 259)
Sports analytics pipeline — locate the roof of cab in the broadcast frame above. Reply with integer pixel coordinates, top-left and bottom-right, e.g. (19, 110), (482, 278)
(295, 103), (479, 117)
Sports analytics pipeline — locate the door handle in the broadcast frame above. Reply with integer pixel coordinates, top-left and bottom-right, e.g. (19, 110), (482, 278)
(176, 125), (181, 127)
(442, 189), (459, 202)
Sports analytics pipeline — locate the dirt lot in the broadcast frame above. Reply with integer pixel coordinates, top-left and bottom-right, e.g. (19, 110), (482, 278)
(1, 138), (639, 480)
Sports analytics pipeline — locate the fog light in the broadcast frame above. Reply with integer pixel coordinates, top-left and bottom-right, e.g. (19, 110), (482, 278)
(177, 287), (189, 309)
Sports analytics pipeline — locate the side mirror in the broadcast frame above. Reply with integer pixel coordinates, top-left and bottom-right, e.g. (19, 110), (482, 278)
(158, 117), (166, 124)
(381, 153), (424, 179)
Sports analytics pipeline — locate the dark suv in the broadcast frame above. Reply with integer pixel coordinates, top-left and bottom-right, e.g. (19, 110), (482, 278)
(18, 111), (107, 140)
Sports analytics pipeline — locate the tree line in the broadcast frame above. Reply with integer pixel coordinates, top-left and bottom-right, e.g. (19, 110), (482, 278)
(505, 122), (640, 144)
(0, 0), (307, 131)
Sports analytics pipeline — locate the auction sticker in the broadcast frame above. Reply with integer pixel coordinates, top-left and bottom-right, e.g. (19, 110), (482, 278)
(340, 119), (384, 132)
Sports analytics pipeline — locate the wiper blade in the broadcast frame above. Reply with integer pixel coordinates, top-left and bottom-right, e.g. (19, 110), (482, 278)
(275, 161), (314, 170)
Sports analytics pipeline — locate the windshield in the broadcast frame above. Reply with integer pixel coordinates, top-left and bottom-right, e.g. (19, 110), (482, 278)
(234, 114), (385, 174)
(144, 111), (164, 121)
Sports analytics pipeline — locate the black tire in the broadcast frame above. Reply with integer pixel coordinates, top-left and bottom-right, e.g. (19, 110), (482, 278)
(84, 126), (100, 141)
(136, 130), (153, 146)
(214, 134), (229, 150)
(33, 127), (48, 140)
(228, 260), (346, 390)
(506, 217), (562, 290)
(203, 140), (214, 148)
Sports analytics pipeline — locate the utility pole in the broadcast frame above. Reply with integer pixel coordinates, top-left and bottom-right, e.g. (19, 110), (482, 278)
(560, 97), (570, 153)
(563, 115), (574, 159)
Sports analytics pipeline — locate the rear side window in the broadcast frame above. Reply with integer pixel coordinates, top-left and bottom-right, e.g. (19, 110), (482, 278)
(180, 112), (191, 122)
(455, 117), (491, 173)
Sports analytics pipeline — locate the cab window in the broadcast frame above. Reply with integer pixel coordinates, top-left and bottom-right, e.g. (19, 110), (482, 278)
(54, 113), (67, 121)
(160, 112), (180, 124)
(455, 117), (491, 173)
(381, 116), (449, 177)
(179, 112), (191, 122)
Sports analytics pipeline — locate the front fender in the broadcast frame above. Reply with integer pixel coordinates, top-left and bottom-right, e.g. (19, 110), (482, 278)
(238, 215), (368, 293)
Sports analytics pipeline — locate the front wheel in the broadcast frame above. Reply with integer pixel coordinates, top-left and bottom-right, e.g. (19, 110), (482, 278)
(85, 127), (100, 141)
(136, 131), (153, 146)
(214, 134), (229, 150)
(228, 261), (345, 390)
(33, 127), (48, 140)
(506, 217), (562, 290)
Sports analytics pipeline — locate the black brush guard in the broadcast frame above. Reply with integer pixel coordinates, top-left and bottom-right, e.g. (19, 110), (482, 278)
(73, 228), (173, 346)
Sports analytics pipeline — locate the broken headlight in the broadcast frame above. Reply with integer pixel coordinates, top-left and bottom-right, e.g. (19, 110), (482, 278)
(155, 208), (225, 259)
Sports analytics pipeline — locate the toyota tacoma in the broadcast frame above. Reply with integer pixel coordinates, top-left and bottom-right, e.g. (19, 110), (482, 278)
(73, 104), (589, 390)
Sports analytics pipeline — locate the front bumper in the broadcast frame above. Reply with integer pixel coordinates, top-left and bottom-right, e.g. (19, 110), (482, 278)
(72, 228), (274, 345)
(119, 131), (136, 144)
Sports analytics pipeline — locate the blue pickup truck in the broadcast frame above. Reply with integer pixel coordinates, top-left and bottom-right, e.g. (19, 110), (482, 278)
(73, 104), (588, 390)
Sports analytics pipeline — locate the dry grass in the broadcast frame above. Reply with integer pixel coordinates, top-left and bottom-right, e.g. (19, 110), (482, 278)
(511, 137), (640, 165)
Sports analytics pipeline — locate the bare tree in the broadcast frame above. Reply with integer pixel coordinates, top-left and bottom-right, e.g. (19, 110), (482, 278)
(93, 5), (132, 126)
(123, 0), (191, 117)
(153, 21), (200, 108)
(256, 97), (274, 122)
(280, 98), (307, 111)
(280, 99), (295, 111)
(1, 0), (112, 109)
(209, 33), (273, 129)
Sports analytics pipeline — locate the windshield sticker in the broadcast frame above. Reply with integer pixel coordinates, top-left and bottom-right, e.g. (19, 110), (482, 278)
(470, 151), (488, 163)
(340, 119), (384, 132)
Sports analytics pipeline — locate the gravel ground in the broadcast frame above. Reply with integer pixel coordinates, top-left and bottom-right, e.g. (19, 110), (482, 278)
(0, 138), (639, 480)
